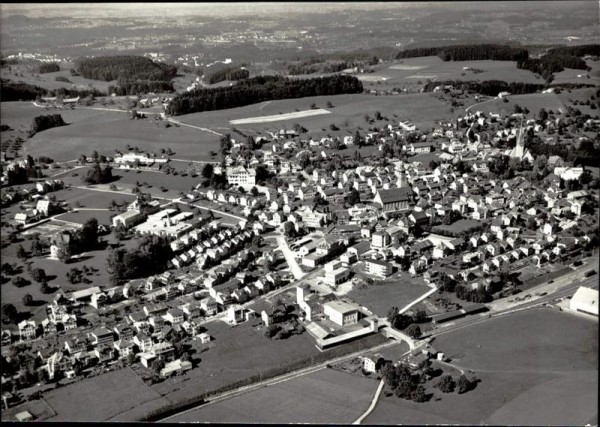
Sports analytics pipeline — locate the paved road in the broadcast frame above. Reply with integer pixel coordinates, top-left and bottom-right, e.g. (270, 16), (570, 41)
(271, 232), (306, 281)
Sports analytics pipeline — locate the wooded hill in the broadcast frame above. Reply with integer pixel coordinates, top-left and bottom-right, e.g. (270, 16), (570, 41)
(396, 44), (529, 62)
(75, 56), (177, 82)
(166, 74), (363, 116)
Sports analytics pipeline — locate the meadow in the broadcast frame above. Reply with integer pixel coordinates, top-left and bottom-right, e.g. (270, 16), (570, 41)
(348, 277), (432, 317)
(471, 92), (567, 118)
(43, 367), (170, 422)
(168, 367), (379, 423)
(366, 308), (598, 425)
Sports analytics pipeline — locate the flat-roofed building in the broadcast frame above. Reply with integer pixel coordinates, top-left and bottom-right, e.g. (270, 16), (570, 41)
(365, 259), (393, 277)
(323, 300), (360, 326)
(570, 286), (599, 317)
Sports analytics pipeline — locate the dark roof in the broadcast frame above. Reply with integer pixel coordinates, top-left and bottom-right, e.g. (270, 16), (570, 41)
(377, 188), (413, 204)
(461, 303), (488, 315)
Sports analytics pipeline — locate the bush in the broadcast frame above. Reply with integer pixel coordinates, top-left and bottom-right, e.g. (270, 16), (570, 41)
(22, 293), (34, 306)
(11, 276), (30, 288)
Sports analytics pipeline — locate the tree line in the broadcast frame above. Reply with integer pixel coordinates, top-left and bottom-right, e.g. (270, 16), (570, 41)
(108, 80), (174, 96)
(166, 74), (363, 116)
(205, 66), (250, 84)
(396, 44), (529, 62)
(424, 79), (595, 96)
(75, 55), (177, 82)
(29, 114), (67, 137)
(517, 54), (588, 81)
(1, 79), (105, 101)
(38, 62), (60, 74)
(288, 60), (349, 76)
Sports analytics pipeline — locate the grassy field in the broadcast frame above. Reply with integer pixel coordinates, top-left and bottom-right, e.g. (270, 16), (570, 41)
(348, 277), (432, 317)
(366, 308), (598, 425)
(178, 93), (456, 135)
(374, 57), (542, 85)
(556, 87), (599, 117)
(150, 320), (321, 404)
(472, 92), (567, 118)
(23, 107), (221, 162)
(43, 367), (170, 421)
(52, 186), (136, 210)
(169, 368), (379, 423)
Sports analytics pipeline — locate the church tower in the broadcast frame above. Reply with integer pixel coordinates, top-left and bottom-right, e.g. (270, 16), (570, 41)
(514, 118), (525, 159)
(397, 162), (409, 188)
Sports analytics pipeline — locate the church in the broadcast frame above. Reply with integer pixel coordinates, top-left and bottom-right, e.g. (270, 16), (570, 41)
(505, 122), (534, 163)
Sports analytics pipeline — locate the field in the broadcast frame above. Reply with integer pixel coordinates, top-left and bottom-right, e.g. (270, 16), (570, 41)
(42, 367), (170, 421)
(179, 93), (456, 136)
(348, 276), (432, 317)
(21, 106), (221, 162)
(229, 108), (331, 124)
(366, 308), (598, 425)
(363, 57), (542, 87)
(471, 92), (567, 118)
(150, 320), (321, 404)
(556, 87), (599, 117)
(52, 186), (136, 210)
(168, 368), (379, 423)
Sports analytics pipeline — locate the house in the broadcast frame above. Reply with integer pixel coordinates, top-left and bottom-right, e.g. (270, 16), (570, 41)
(361, 354), (385, 374)
(18, 320), (36, 340)
(164, 308), (185, 325)
(365, 259), (393, 277)
(89, 327), (114, 347)
(160, 359), (192, 378)
(226, 166), (256, 186)
(112, 210), (143, 229)
(371, 231), (391, 249)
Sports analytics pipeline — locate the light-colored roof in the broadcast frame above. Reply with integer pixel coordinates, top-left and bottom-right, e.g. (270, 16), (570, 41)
(324, 299), (359, 315)
(570, 286), (599, 316)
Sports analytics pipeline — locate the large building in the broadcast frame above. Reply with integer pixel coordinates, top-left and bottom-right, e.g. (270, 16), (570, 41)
(323, 300), (360, 326)
(373, 188), (413, 212)
(365, 259), (394, 277)
(570, 286), (599, 316)
(226, 166), (256, 186)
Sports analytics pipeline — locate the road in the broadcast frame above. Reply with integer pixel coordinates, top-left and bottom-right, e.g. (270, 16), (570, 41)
(465, 96), (496, 113)
(353, 380), (385, 425)
(270, 232), (306, 281)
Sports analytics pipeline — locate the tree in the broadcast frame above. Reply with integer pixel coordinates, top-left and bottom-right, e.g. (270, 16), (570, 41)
(250, 186), (259, 197)
(457, 374), (473, 394)
(413, 309), (427, 324)
(31, 268), (46, 283)
(346, 188), (361, 206)
(11, 276), (30, 288)
(22, 294), (33, 306)
(354, 130), (364, 147)
(436, 375), (456, 393)
(237, 186), (246, 194)
(411, 385), (428, 402)
(405, 324), (421, 339)
(201, 163), (214, 179)
(283, 221), (296, 238)
(56, 244), (71, 263)
(151, 358), (165, 374)
(1, 303), (18, 324)
(16, 245), (27, 261)
(264, 324), (281, 339)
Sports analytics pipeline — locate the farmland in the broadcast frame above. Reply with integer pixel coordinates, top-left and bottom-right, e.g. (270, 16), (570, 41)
(179, 93), (456, 135)
(470, 92), (567, 118)
(150, 320), (320, 404)
(22, 106), (221, 162)
(42, 367), (170, 421)
(348, 277), (432, 317)
(168, 368), (379, 423)
(366, 308), (598, 425)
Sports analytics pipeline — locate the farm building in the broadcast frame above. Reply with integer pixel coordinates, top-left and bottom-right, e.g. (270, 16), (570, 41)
(570, 286), (599, 317)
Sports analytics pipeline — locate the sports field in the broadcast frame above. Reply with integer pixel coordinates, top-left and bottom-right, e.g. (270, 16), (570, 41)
(169, 368), (379, 423)
(366, 308), (598, 425)
(43, 367), (170, 422)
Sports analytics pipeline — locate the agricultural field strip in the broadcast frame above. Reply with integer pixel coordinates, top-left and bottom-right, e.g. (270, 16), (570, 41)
(229, 108), (331, 124)
(161, 339), (404, 422)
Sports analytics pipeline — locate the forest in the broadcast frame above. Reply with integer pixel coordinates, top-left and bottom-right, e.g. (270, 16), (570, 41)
(287, 60), (349, 76)
(108, 80), (174, 96)
(29, 114), (67, 137)
(75, 55), (177, 82)
(517, 44), (598, 80)
(396, 44), (529, 62)
(205, 66), (250, 84)
(38, 62), (60, 74)
(166, 74), (363, 116)
(0, 79), (104, 101)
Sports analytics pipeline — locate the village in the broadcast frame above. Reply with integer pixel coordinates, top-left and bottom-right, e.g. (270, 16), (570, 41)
(1, 88), (599, 419)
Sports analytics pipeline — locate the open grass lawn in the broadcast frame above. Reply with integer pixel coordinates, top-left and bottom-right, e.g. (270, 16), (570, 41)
(474, 92), (567, 118)
(51, 186), (136, 210)
(55, 209), (114, 227)
(169, 367), (379, 423)
(113, 168), (201, 196)
(366, 308), (598, 425)
(556, 86), (600, 117)
(24, 108), (220, 162)
(150, 320), (321, 404)
(378, 57), (541, 85)
(178, 93), (455, 135)
(348, 277), (431, 317)
(43, 367), (170, 422)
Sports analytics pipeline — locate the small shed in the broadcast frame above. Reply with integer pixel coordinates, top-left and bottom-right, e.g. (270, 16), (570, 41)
(16, 411), (34, 422)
